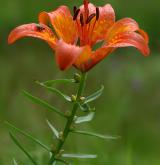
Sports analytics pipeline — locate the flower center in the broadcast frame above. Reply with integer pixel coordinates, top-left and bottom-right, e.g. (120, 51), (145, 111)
(73, 4), (100, 46)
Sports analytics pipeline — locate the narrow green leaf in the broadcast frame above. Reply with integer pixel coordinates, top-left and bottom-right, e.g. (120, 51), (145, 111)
(62, 153), (97, 159)
(85, 85), (104, 104)
(46, 119), (59, 139)
(71, 130), (119, 140)
(6, 121), (50, 152)
(78, 103), (91, 112)
(9, 132), (37, 165)
(42, 79), (75, 86)
(13, 158), (18, 165)
(22, 90), (66, 117)
(36, 81), (71, 102)
(75, 112), (95, 124)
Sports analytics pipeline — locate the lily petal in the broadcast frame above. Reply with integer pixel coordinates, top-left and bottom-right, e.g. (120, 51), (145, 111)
(55, 40), (90, 70)
(106, 18), (139, 41)
(39, 6), (77, 44)
(107, 32), (150, 56)
(138, 29), (149, 43)
(79, 3), (115, 46)
(74, 45), (114, 72)
(91, 4), (115, 45)
(8, 23), (57, 48)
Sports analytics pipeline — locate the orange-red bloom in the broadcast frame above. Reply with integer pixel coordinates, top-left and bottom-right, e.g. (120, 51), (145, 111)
(8, 0), (150, 72)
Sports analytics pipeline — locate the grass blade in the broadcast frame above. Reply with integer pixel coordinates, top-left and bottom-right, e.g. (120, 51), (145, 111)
(71, 130), (120, 140)
(6, 121), (50, 152)
(22, 90), (66, 117)
(9, 132), (37, 165)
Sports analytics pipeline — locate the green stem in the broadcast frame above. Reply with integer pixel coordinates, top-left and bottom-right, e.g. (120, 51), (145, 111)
(48, 72), (87, 165)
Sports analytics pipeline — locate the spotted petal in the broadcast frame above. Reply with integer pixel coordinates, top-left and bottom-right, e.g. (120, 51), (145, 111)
(79, 3), (115, 46)
(8, 23), (57, 48)
(39, 6), (77, 44)
(91, 4), (115, 45)
(106, 18), (139, 40)
(74, 45), (114, 72)
(138, 29), (149, 43)
(55, 40), (90, 70)
(107, 32), (150, 56)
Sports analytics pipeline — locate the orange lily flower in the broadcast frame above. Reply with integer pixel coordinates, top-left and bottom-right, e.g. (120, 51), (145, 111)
(8, 0), (150, 72)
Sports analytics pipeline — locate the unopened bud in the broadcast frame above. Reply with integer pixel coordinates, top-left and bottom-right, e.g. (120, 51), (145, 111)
(71, 95), (77, 102)
(55, 149), (65, 159)
(59, 131), (64, 141)
(74, 73), (81, 83)
(80, 96), (85, 103)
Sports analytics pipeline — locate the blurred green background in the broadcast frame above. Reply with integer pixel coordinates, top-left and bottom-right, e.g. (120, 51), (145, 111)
(0, 0), (160, 164)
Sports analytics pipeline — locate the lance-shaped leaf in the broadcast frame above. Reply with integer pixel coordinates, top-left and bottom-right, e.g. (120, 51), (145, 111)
(13, 158), (18, 165)
(71, 130), (119, 140)
(62, 153), (97, 159)
(78, 103), (91, 112)
(9, 132), (37, 165)
(6, 121), (50, 152)
(41, 79), (75, 86)
(46, 119), (59, 139)
(84, 85), (104, 104)
(22, 90), (66, 117)
(36, 81), (71, 102)
(75, 112), (95, 124)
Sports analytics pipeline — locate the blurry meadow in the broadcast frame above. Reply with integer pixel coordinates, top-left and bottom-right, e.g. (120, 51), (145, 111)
(0, 0), (160, 164)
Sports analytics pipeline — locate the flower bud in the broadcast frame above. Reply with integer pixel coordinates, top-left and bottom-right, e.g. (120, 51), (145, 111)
(80, 96), (85, 103)
(55, 149), (65, 159)
(71, 94), (77, 102)
(74, 73), (81, 83)
(58, 131), (64, 141)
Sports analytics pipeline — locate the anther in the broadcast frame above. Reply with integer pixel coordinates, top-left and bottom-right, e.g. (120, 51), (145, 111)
(96, 7), (100, 20)
(80, 13), (84, 26)
(73, 6), (77, 14)
(36, 24), (45, 32)
(73, 9), (80, 20)
(86, 13), (96, 24)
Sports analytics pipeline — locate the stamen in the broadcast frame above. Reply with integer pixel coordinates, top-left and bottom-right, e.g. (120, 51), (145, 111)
(73, 9), (80, 20)
(80, 13), (84, 26)
(96, 7), (100, 20)
(86, 13), (96, 24)
(36, 24), (45, 32)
